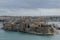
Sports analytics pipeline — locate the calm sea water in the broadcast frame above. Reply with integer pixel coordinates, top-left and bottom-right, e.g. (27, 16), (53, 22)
(0, 22), (60, 40)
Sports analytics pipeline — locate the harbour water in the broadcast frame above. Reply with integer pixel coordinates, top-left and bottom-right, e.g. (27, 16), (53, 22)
(0, 22), (60, 40)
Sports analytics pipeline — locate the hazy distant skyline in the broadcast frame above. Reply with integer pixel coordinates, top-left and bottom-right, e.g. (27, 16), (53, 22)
(0, 0), (60, 16)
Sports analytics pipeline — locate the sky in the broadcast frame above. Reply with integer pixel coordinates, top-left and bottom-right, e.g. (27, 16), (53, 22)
(0, 0), (60, 16)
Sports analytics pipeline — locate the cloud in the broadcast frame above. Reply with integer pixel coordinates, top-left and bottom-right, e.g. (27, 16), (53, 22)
(0, 0), (60, 8)
(0, 0), (11, 3)
(0, 8), (60, 16)
(0, 0), (60, 16)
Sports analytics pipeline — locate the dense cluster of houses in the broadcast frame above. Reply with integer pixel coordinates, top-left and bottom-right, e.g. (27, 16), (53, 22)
(2, 16), (57, 34)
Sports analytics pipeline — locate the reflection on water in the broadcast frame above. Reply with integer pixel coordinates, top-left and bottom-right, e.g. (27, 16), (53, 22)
(0, 22), (60, 40)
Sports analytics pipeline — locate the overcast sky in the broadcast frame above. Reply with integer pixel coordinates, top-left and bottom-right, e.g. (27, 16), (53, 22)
(0, 0), (60, 16)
